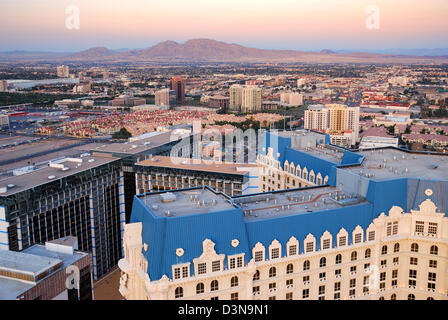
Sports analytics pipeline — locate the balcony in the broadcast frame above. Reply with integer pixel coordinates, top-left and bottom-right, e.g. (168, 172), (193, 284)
(269, 288), (277, 293)
(335, 274), (342, 279)
(286, 284), (294, 289)
(319, 277), (327, 282)
(253, 291), (261, 297)
(303, 281), (310, 286)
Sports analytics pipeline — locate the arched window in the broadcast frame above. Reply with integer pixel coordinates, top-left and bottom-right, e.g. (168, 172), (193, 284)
(335, 254), (342, 264)
(411, 243), (419, 253)
(381, 245), (388, 255)
(379, 296), (384, 300)
(430, 245), (438, 255)
(210, 280), (219, 292)
(196, 283), (204, 294)
(175, 287), (183, 298)
(269, 267), (277, 278)
(320, 257), (326, 268)
(365, 248), (371, 258)
(394, 243), (400, 253)
(286, 263), (294, 274)
(351, 251), (357, 261)
(231, 276), (239, 287)
(303, 260), (310, 271)
(427, 297), (434, 300)
(408, 294), (415, 300)
(391, 294), (396, 300)
(253, 270), (260, 281)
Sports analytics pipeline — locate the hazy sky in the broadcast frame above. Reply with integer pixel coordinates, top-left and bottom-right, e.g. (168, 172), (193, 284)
(1, 0), (447, 52)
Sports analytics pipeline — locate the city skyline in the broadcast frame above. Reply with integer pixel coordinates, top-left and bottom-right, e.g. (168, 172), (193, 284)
(1, 0), (448, 52)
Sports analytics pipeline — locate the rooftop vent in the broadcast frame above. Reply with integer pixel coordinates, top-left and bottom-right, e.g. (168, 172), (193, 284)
(48, 175), (56, 180)
(88, 159), (95, 163)
(160, 192), (176, 203)
(62, 167), (70, 171)
(7, 184), (15, 188)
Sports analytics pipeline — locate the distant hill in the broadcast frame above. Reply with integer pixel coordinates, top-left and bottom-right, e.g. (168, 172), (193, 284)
(2, 39), (448, 64)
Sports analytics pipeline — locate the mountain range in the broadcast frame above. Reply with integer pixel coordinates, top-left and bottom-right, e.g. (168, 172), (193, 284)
(1, 39), (448, 64)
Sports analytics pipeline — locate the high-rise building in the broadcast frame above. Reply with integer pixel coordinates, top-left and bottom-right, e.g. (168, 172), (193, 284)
(230, 85), (262, 113)
(155, 88), (176, 106)
(280, 92), (303, 106)
(0, 80), (8, 92)
(171, 77), (185, 104)
(57, 65), (70, 78)
(230, 85), (244, 111)
(242, 86), (262, 113)
(304, 104), (359, 147)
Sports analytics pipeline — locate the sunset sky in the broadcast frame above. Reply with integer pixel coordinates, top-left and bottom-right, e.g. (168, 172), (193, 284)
(1, 0), (447, 52)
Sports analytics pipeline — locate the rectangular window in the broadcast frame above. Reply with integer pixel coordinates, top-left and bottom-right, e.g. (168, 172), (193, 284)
(253, 286), (260, 293)
(288, 245), (297, 256)
(428, 272), (436, 282)
(391, 279), (397, 287)
(271, 248), (280, 259)
(349, 289), (356, 297)
(410, 257), (418, 265)
(269, 296), (276, 300)
(429, 260), (437, 268)
(182, 266), (189, 278)
(380, 272), (386, 282)
(393, 257), (399, 264)
(303, 275), (310, 283)
(415, 221), (425, 233)
(302, 289), (309, 299)
(269, 282), (276, 290)
(334, 292), (340, 300)
(386, 222), (392, 236)
(198, 263), (206, 275)
(381, 259), (387, 266)
(306, 242), (314, 253)
(392, 270), (398, 279)
(368, 231), (375, 241)
(338, 236), (347, 247)
(350, 279), (356, 288)
(319, 272), (326, 279)
(231, 292), (238, 300)
(174, 268), (181, 279)
(428, 223), (438, 235)
(409, 269), (417, 279)
(354, 233), (362, 244)
(319, 285), (325, 295)
(286, 279), (293, 286)
(392, 221), (398, 235)
(334, 282), (341, 292)
(286, 292), (293, 300)
(363, 276), (369, 285)
(350, 266), (357, 273)
(212, 260), (221, 272)
(236, 256), (243, 268)
(254, 251), (263, 262)
(229, 258), (236, 269)
(335, 269), (341, 276)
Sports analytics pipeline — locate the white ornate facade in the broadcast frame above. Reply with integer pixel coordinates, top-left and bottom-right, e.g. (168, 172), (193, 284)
(257, 147), (329, 192)
(118, 196), (448, 300)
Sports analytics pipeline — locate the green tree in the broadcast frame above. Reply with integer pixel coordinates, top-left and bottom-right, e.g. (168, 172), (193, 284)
(112, 127), (132, 140)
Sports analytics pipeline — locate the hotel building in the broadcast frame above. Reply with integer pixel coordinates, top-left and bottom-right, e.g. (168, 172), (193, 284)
(118, 130), (448, 300)
(304, 104), (360, 147)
